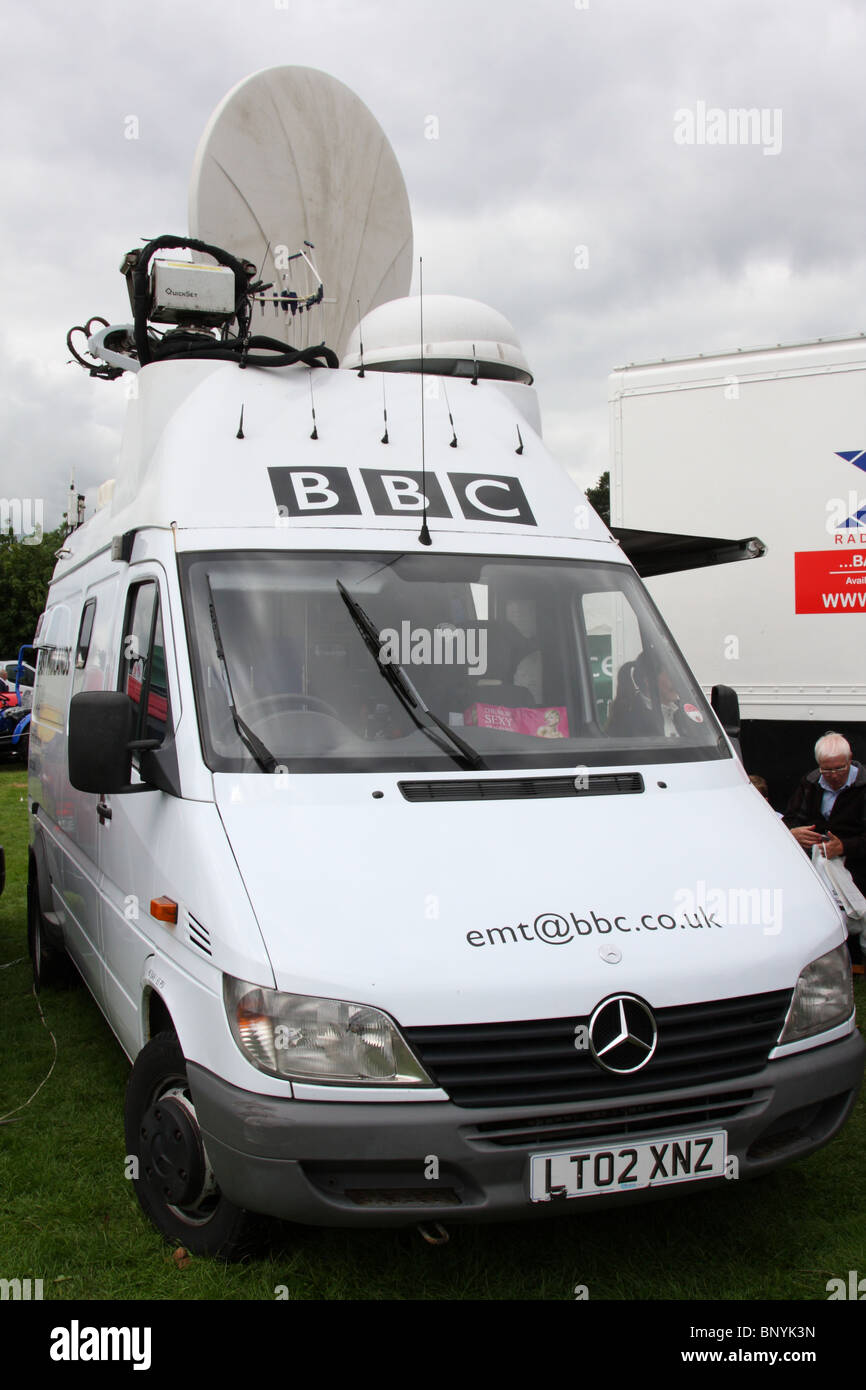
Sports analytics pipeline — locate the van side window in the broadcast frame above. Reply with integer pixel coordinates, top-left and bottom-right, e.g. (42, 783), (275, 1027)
(121, 582), (172, 745)
(75, 600), (96, 670)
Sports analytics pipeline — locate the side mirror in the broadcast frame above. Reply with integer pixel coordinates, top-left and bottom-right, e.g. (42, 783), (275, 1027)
(711, 684), (742, 757)
(69, 692), (136, 793)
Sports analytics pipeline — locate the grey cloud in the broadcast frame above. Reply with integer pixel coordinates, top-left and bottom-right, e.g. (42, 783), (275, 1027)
(2, 0), (866, 508)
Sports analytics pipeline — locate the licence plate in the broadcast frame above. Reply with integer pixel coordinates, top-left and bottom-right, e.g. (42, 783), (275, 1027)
(529, 1130), (727, 1201)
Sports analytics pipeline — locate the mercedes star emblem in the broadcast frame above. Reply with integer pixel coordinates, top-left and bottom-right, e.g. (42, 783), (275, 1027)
(588, 994), (658, 1074)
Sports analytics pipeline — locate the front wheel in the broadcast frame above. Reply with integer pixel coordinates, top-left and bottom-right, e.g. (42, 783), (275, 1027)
(124, 1032), (254, 1259)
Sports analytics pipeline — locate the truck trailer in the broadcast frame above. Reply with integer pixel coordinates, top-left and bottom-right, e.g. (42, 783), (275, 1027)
(610, 335), (866, 807)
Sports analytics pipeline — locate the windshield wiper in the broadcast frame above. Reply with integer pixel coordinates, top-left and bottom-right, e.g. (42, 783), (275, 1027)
(206, 576), (280, 774)
(336, 580), (485, 770)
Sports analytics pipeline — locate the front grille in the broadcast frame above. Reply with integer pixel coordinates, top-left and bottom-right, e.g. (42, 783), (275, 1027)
(404, 990), (792, 1108)
(463, 1087), (768, 1147)
(398, 772), (644, 802)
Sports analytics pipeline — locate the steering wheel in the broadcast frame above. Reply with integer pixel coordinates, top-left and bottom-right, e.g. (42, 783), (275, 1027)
(240, 692), (343, 722)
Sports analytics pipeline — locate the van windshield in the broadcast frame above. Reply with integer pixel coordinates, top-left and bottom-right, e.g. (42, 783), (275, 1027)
(178, 551), (727, 773)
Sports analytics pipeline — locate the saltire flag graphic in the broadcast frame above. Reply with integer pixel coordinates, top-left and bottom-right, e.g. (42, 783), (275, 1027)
(835, 451), (866, 526)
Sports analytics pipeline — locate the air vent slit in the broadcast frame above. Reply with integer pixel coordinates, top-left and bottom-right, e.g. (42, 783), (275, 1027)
(187, 912), (213, 957)
(399, 773), (644, 803)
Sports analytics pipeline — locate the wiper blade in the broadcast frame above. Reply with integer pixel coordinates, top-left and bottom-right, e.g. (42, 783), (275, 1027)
(336, 580), (485, 770)
(206, 576), (280, 775)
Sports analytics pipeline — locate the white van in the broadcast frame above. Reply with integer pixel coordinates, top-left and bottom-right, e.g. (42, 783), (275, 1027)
(28, 68), (864, 1256)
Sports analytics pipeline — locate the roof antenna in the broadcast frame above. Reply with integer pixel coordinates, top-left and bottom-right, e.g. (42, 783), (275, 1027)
(470, 344), (479, 386)
(515, 425), (524, 455)
(251, 236), (277, 323)
(381, 377), (389, 444)
(309, 373), (318, 440)
(236, 404), (245, 440)
(443, 384), (458, 448)
(418, 258), (432, 546)
(357, 299), (365, 378)
(256, 240), (271, 319)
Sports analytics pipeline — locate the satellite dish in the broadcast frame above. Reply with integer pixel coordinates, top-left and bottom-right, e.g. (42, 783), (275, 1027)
(189, 67), (413, 358)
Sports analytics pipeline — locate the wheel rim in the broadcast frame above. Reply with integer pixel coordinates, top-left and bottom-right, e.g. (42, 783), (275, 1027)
(139, 1079), (219, 1226)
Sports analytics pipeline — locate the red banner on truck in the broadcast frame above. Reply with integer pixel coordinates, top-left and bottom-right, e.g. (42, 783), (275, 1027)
(795, 550), (866, 612)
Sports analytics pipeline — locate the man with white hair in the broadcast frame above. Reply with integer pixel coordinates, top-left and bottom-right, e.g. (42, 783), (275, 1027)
(783, 731), (866, 970)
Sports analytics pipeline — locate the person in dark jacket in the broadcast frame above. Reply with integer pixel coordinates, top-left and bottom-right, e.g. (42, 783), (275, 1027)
(783, 731), (866, 967)
(607, 652), (692, 739)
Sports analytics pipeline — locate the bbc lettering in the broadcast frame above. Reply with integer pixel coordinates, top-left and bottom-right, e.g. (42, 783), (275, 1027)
(268, 467), (536, 526)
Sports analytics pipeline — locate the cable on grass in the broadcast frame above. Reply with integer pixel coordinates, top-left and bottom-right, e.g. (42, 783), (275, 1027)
(0, 985), (58, 1125)
(0, 956), (27, 970)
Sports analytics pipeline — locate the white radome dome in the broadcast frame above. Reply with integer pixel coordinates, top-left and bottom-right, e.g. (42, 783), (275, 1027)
(341, 295), (532, 383)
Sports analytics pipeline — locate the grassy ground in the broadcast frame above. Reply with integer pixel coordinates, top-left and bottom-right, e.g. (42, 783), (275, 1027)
(1, 763), (863, 1301)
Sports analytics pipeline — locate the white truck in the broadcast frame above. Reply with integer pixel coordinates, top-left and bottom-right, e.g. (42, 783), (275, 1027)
(610, 336), (866, 807)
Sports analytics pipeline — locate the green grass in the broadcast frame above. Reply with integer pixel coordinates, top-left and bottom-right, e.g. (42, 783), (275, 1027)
(1, 763), (863, 1300)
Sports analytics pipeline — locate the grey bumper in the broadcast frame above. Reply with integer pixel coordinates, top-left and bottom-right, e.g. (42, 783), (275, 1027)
(187, 1028), (865, 1228)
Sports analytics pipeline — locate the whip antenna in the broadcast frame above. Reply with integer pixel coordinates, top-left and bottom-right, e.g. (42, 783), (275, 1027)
(443, 384), (458, 448)
(418, 258), (431, 546)
(309, 373), (318, 440)
(381, 377), (389, 444)
(357, 299), (365, 377)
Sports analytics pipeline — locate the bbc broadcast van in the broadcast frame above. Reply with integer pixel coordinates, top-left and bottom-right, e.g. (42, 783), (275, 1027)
(27, 68), (864, 1256)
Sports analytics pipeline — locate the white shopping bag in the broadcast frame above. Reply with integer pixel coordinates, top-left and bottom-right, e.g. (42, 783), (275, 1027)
(811, 845), (866, 944)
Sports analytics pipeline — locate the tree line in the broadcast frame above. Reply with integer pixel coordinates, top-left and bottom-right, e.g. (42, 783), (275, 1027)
(0, 524), (67, 657)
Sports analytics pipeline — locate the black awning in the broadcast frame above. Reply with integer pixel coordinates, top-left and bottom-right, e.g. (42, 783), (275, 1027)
(611, 527), (766, 578)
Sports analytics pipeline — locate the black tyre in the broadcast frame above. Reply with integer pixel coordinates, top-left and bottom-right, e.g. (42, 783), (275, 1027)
(124, 1032), (254, 1259)
(27, 859), (71, 991)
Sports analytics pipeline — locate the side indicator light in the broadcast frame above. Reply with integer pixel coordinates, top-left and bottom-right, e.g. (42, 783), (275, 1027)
(151, 896), (178, 925)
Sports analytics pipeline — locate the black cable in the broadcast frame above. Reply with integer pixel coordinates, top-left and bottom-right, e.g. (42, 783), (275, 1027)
(152, 334), (338, 369)
(66, 324), (124, 379)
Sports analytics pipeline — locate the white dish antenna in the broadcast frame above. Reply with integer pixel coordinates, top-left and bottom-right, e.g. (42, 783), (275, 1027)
(189, 67), (413, 358)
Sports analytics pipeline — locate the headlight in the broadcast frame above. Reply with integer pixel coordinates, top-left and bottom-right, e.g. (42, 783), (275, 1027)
(223, 976), (433, 1085)
(778, 944), (854, 1045)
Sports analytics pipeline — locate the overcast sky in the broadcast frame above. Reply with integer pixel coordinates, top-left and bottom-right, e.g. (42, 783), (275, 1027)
(2, 0), (865, 527)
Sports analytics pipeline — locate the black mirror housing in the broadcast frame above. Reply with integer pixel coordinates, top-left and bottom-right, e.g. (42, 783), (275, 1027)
(711, 684), (741, 738)
(69, 692), (136, 793)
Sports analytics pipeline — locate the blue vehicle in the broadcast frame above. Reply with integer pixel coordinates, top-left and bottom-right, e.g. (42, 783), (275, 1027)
(0, 647), (34, 760)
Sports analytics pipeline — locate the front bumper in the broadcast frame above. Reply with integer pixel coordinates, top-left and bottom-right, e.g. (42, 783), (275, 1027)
(187, 1028), (865, 1228)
